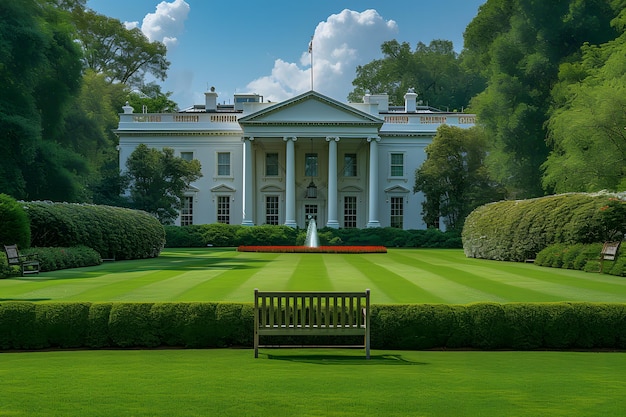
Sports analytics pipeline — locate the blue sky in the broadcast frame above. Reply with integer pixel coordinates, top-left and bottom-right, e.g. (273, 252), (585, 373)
(86, 0), (486, 108)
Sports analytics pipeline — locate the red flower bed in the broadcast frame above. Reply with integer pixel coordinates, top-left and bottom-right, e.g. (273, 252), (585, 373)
(237, 245), (387, 254)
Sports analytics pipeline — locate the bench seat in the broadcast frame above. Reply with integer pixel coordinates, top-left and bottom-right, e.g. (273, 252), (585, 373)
(254, 289), (370, 358)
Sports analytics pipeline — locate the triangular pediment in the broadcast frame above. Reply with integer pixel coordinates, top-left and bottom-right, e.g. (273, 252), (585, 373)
(384, 185), (411, 193)
(211, 184), (236, 193)
(239, 91), (383, 126)
(340, 185), (364, 193)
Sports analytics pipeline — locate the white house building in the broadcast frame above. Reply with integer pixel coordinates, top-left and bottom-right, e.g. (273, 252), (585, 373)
(116, 88), (476, 230)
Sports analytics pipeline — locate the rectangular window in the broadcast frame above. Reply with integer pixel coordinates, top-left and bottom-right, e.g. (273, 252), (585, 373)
(266, 153), (279, 176)
(305, 204), (318, 226)
(217, 196), (230, 224)
(217, 152), (230, 176)
(266, 196), (279, 225)
(181, 196), (193, 226)
(390, 153), (404, 177)
(343, 153), (357, 177)
(390, 197), (403, 229)
(305, 153), (318, 177)
(180, 151), (193, 162)
(344, 196), (357, 228)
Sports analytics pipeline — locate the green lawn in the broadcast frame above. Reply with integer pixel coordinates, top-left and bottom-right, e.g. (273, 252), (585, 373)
(2, 248), (626, 416)
(2, 248), (626, 304)
(1, 349), (625, 417)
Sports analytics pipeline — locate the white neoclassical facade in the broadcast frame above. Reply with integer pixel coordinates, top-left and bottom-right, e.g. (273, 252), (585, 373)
(116, 89), (475, 230)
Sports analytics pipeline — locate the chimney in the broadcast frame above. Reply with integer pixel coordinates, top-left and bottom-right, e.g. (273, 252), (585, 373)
(122, 101), (134, 114)
(205, 86), (218, 112)
(404, 88), (417, 112)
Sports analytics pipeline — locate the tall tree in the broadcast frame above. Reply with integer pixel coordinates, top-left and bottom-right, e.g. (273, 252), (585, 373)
(73, 9), (169, 87)
(127, 82), (178, 113)
(348, 39), (484, 111)
(414, 125), (506, 231)
(124, 145), (202, 224)
(464, 0), (617, 198)
(544, 29), (626, 192)
(0, 0), (84, 200)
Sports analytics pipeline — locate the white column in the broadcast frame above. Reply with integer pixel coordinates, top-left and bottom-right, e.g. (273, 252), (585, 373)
(242, 136), (255, 226)
(284, 136), (297, 227)
(326, 136), (340, 229)
(367, 136), (381, 228)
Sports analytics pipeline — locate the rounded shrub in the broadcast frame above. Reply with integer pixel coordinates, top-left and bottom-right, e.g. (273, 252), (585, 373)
(25, 202), (165, 260)
(463, 193), (626, 261)
(0, 194), (31, 249)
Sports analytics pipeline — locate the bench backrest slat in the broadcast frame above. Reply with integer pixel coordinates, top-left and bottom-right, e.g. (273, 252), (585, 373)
(255, 290), (369, 328)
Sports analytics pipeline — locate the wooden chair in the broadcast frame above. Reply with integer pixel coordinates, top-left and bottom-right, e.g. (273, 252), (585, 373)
(3, 244), (40, 276)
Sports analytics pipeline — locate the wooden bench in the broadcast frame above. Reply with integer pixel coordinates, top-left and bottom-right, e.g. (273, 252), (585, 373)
(254, 289), (370, 359)
(3, 244), (40, 276)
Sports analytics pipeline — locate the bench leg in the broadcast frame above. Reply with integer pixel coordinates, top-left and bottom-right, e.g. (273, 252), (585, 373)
(254, 329), (259, 358)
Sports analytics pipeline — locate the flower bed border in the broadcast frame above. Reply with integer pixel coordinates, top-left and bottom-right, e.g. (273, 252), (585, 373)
(237, 245), (387, 254)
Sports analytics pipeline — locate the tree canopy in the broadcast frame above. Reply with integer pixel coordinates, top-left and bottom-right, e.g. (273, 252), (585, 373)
(348, 39), (484, 111)
(414, 125), (506, 231)
(124, 144), (202, 224)
(464, 0), (618, 198)
(0, 0), (175, 203)
(543, 19), (626, 192)
(73, 9), (169, 87)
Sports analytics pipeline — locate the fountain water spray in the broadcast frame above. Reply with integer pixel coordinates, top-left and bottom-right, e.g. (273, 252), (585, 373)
(304, 217), (319, 248)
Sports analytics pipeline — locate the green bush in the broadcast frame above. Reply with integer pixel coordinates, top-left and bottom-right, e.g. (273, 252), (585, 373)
(534, 242), (626, 276)
(0, 194), (31, 249)
(164, 224), (462, 249)
(25, 202), (165, 260)
(163, 225), (205, 247)
(3, 301), (626, 351)
(108, 303), (159, 347)
(35, 246), (102, 272)
(463, 193), (626, 261)
(0, 302), (44, 349)
(35, 303), (90, 348)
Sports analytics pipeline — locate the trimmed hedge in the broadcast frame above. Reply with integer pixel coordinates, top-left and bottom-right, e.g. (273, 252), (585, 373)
(25, 202), (165, 260)
(164, 224), (462, 249)
(1, 301), (626, 351)
(535, 243), (626, 276)
(463, 193), (626, 261)
(1, 246), (102, 277)
(0, 194), (30, 249)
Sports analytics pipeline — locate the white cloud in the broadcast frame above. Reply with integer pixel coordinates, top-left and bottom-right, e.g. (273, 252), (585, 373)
(141, 0), (190, 48)
(246, 9), (398, 102)
(124, 21), (139, 30)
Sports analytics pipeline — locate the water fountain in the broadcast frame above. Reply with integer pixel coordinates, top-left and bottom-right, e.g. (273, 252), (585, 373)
(304, 217), (319, 248)
(237, 216), (386, 253)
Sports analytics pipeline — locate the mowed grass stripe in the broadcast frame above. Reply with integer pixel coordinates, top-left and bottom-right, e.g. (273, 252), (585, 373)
(174, 252), (281, 302)
(341, 254), (443, 303)
(285, 253), (333, 291)
(423, 250), (626, 301)
(387, 250), (558, 302)
(321, 254), (371, 291)
(378, 251), (493, 303)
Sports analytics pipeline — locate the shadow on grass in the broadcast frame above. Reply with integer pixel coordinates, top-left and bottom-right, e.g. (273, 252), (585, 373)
(11, 255), (271, 281)
(264, 352), (427, 366)
(0, 298), (51, 302)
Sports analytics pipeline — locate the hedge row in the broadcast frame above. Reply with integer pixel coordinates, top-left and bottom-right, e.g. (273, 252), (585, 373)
(462, 193), (626, 261)
(535, 243), (626, 276)
(1, 246), (102, 277)
(2, 301), (625, 351)
(25, 202), (165, 260)
(0, 194), (30, 249)
(165, 224), (462, 249)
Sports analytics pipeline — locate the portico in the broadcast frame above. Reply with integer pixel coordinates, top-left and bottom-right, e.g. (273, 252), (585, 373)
(238, 91), (384, 229)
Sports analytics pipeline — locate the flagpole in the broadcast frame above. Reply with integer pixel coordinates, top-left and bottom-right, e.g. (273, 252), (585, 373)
(309, 35), (314, 91)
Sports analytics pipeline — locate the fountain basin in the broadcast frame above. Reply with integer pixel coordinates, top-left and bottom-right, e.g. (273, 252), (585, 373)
(237, 245), (387, 253)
